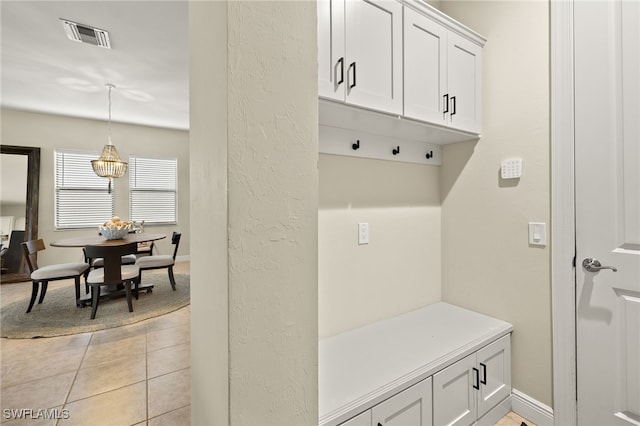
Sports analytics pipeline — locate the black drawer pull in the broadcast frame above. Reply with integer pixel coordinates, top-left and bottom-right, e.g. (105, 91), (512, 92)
(480, 363), (487, 385)
(473, 367), (480, 390)
(336, 57), (344, 86)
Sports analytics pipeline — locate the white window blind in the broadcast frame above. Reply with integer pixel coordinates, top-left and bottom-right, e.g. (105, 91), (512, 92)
(55, 150), (115, 229)
(129, 156), (177, 225)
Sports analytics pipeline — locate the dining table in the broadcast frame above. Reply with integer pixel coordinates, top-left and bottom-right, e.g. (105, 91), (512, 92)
(50, 232), (166, 248)
(51, 232), (166, 306)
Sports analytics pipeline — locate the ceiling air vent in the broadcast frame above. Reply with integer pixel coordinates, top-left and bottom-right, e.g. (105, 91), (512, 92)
(60, 19), (111, 49)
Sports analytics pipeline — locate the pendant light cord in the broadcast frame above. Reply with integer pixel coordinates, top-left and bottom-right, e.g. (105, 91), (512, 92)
(106, 83), (114, 145)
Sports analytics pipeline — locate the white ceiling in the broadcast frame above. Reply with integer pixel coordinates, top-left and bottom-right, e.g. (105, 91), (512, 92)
(1, 0), (189, 130)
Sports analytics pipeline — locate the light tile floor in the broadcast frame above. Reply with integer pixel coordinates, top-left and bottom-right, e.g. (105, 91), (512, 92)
(0, 262), (191, 426)
(2, 261), (534, 426)
(497, 411), (536, 426)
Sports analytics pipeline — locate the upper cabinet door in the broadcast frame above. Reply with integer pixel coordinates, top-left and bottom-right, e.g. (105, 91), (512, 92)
(318, 0), (346, 101)
(344, 0), (403, 115)
(447, 32), (482, 134)
(403, 7), (448, 125)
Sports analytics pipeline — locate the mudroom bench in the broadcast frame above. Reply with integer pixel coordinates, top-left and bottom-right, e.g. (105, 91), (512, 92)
(319, 302), (513, 426)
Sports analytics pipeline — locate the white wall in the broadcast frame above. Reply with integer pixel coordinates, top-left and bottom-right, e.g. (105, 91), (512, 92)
(319, 154), (441, 338)
(190, 1), (318, 424)
(439, 0), (552, 408)
(189, 1), (228, 424)
(0, 108), (190, 266)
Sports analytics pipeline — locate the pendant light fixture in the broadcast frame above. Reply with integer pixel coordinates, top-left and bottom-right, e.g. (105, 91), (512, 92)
(91, 83), (127, 193)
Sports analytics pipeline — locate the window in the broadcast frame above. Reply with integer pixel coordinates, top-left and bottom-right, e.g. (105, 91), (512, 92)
(55, 150), (114, 229)
(129, 156), (177, 225)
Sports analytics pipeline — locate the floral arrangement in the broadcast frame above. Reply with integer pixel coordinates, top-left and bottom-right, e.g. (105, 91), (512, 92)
(98, 216), (133, 240)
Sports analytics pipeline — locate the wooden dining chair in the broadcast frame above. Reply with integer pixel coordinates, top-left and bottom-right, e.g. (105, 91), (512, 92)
(84, 242), (140, 320)
(134, 232), (181, 296)
(21, 239), (90, 313)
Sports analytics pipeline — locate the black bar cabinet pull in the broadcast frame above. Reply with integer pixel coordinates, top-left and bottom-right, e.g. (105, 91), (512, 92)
(451, 96), (456, 116)
(480, 363), (487, 385)
(443, 94), (449, 114)
(349, 62), (357, 89)
(473, 367), (480, 390)
(336, 57), (344, 86)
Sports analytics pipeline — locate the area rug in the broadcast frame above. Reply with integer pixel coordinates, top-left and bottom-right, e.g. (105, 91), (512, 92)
(1, 273), (190, 339)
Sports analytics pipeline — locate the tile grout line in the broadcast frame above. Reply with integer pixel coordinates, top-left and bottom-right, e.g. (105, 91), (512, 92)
(56, 331), (94, 426)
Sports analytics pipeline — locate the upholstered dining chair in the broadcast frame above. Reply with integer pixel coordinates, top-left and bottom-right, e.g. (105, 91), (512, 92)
(84, 242), (140, 320)
(134, 232), (181, 296)
(21, 239), (90, 313)
(83, 248), (137, 270)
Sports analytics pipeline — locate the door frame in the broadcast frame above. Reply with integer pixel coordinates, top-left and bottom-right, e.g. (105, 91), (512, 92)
(550, 0), (577, 424)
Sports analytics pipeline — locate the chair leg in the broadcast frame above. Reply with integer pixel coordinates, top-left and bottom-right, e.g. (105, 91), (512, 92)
(74, 276), (81, 306)
(133, 276), (140, 300)
(38, 281), (48, 304)
(125, 282), (133, 313)
(90, 286), (101, 320)
(168, 266), (176, 290)
(26, 281), (39, 313)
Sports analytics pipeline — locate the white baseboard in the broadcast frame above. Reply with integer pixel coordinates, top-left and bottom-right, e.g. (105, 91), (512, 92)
(511, 388), (554, 426)
(175, 255), (190, 263)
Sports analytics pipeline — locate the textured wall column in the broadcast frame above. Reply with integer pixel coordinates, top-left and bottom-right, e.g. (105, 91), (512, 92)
(189, 1), (229, 424)
(227, 1), (318, 425)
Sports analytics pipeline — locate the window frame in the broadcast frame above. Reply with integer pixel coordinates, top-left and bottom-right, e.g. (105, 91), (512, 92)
(128, 155), (178, 226)
(54, 149), (115, 230)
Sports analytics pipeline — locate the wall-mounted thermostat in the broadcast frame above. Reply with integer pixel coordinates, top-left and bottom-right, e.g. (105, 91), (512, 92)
(501, 158), (522, 179)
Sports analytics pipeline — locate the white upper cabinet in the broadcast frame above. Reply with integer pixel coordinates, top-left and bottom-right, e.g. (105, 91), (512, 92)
(446, 32), (482, 134)
(403, 6), (483, 134)
(318, 0), (403, 115)
(318, 0), (345, 101)
(403, 7), (448, 126)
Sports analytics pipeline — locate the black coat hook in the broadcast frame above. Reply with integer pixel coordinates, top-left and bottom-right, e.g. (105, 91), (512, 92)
(352, 140), (360, 150)
(426, 150), (433, 159)
(392, 146), (400, 155)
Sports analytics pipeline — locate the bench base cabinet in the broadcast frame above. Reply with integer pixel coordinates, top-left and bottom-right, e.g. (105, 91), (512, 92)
(433, 335), (511, 426)
(342, 378), (433, 426)
(320, 303), (513, 426)
(336, 335), (511, 426)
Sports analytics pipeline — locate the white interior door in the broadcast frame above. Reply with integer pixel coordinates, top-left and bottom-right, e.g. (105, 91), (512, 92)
(575, 1), (640, 425)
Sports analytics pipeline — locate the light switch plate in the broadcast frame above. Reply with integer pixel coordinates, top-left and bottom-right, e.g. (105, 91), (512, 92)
(528, 222), (547, 246)
(358, 223), (369, 245)
(501, 158), (522, 179)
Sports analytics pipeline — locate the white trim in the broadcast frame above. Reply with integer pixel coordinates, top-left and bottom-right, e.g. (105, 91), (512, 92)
(512, 389), (554, 426)
(550, 0), (577, 425)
